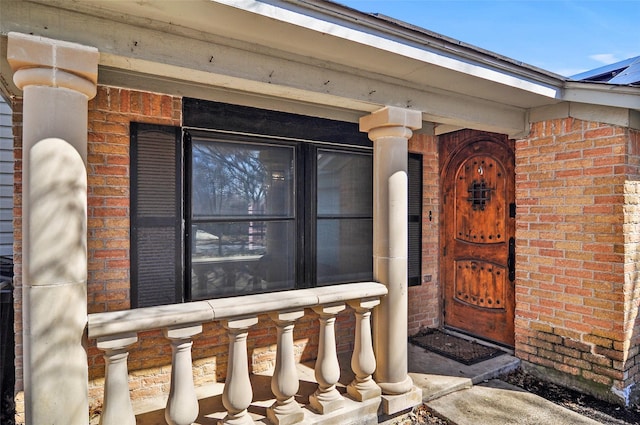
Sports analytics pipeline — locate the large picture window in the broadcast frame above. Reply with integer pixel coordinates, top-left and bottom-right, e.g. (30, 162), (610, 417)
(189, 138), (297, 299)
(187, 135), (372, 300)
(131, 99), (373, 307)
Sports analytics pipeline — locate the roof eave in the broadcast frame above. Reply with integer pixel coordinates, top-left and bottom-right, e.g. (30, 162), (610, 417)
(14, 0), (564, 104)
(562, 82), (640, 111)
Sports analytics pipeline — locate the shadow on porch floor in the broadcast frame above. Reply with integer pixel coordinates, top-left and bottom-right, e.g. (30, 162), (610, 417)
(132, 341), (519, 425)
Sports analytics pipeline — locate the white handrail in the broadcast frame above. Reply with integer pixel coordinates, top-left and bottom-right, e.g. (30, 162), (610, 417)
(88, 282), (387, 339)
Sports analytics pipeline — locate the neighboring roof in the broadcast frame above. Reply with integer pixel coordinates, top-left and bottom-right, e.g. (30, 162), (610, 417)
(570, 56), (640, 85)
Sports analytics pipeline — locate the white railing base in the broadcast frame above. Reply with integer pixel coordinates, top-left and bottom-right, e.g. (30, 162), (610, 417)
(129, 357), (381, 425)
(89, 283), (389, 425)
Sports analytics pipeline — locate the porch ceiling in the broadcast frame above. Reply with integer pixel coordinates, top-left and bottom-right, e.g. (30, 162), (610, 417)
(0, 0), (587, 137)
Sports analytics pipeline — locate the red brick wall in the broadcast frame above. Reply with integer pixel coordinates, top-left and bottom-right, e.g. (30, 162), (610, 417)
(515, 117), (636, 404)
(623, 127), (640, 403)
(12, 86), (347, 409)
(408, 133), (440, 335)
(11, 98), (23, 393)
(81, 86), (348, 406)
(87, 86), (181, 314)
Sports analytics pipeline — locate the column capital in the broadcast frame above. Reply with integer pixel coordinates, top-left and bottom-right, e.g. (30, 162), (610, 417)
(359, 106), (422, 133)
(7, 32), (99, 99)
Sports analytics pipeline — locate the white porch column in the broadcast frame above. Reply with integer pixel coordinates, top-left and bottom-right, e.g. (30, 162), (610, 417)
(7, 32), (98, 425)
(360, 107), (423, 413)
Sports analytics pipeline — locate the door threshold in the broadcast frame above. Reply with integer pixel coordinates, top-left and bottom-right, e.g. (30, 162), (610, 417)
(442, 326), (514, 355)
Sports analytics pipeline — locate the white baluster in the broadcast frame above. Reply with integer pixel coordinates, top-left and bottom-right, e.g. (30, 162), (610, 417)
(267, 310), (305, 425)
(347, 298), (382, 401)
(163, 324), (203, 425)
(97, 333), (138, 425)
(309, 304), (345, 414)
(220, 316), (258, 425)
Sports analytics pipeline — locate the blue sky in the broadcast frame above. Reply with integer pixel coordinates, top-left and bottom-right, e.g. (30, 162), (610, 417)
(337, 0), (639, 77)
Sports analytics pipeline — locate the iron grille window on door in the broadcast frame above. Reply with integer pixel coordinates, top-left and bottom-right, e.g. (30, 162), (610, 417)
(467, 180), (492, 211)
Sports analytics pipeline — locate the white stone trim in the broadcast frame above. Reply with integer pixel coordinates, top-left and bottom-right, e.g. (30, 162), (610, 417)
(88, 282), (388, 339)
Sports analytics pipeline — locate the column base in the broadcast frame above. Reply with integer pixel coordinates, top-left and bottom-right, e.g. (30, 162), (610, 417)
(347, 379), (381, 402)
(380, 386), (423, 415)
(219, 410), (255, 425)
(309, 389), (344, 414)
(267, 402), (305, 425)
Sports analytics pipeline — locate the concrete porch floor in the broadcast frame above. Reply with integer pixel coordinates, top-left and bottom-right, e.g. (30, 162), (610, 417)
(408, 339), (520, 401)
(408, 340), (602, 425)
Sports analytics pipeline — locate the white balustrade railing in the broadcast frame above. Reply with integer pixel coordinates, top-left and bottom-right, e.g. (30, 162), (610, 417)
(88, 282), (387, 425)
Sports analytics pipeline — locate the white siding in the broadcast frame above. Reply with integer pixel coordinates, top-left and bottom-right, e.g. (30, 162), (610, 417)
(0, 100), (13, 258)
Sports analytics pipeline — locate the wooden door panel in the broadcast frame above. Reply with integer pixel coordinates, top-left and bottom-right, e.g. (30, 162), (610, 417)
(454, 154), (506, 245)
(454, 259), (506, 309)
(441, 131), (515, 347)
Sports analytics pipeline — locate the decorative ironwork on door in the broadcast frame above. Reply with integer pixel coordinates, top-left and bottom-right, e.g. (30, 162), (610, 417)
(467, 180), (492, 211)
(455, 155), (505, 245)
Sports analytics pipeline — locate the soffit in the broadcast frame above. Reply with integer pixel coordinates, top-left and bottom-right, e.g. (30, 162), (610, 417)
(18, 0), (563, 110)
(10, 0), (637, 136)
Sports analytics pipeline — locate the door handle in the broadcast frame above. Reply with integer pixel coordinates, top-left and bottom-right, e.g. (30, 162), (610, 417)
(508, 237), (515, 282)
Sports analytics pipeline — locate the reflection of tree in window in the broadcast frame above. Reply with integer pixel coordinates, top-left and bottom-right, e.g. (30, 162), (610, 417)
(192, 144), (269, 217)
(316, 150), (373, 285)
(190, 141), (295, 299)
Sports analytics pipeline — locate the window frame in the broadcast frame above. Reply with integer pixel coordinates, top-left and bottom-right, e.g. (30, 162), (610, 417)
(184, 130), (373, 300)
(130, 99), (375, 307)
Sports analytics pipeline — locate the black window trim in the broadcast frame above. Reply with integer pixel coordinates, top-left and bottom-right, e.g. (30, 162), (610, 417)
(408, 151), (423, 287)
(185, 129), (373, 299)
(131, 100), (375, 307)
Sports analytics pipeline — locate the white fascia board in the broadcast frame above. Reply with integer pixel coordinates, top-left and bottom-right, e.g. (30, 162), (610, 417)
(215, 0), (560, 99)
(563, 82), (640, 111)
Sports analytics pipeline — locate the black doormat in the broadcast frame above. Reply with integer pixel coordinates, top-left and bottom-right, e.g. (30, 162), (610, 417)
(409, 329), (505, 365)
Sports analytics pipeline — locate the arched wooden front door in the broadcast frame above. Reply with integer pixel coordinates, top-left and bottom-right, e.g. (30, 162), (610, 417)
(440, 130), (515, 347)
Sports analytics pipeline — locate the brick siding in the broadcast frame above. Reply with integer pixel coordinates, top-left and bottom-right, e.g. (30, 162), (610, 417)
(81, 86), (357, 408)
(408, 134), (440, 335)
(515, 117), (640, 403)
(12, 85), (640, 411)
(11, 98), (23, 394)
